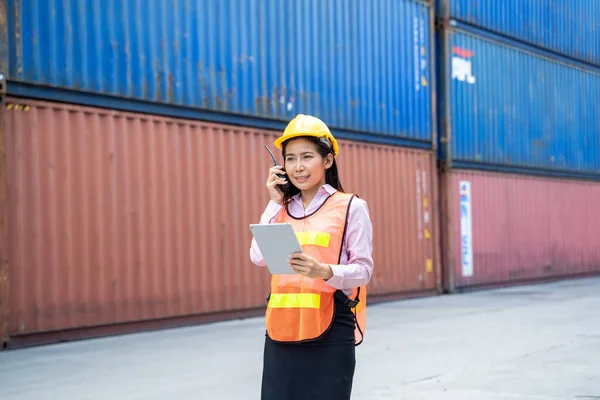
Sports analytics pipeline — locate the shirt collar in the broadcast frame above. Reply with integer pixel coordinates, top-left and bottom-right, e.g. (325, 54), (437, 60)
(291, 184), (337, 204)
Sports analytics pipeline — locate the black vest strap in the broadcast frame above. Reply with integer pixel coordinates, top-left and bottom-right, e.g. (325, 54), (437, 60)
(334, 288), (360, 308)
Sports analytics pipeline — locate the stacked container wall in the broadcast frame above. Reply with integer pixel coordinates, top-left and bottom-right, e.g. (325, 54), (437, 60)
(436, 0), (600, 65)
(6, 0), (433, 146)
(442, 170), (600, 290)
(437, 28), (600, 178)
(0, 0), (8, 346)
(4, 98), (438, 347)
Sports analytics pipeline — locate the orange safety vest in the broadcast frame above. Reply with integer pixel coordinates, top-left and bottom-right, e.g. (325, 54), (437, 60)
(265, 192), (367, 345)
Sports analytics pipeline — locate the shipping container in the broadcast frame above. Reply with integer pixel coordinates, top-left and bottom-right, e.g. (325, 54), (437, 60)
(436, 0), (600, 65)
(0, 0), (9, 347)
(3, 98), (438, 347)
(437, 28), (600, 178)
(440, 169), (600, 291)
(6, 0), (433, 147)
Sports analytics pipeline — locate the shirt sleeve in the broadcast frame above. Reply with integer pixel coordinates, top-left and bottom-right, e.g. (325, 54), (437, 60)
(249, 200), (283, 266)
(324, 197), (374, 290)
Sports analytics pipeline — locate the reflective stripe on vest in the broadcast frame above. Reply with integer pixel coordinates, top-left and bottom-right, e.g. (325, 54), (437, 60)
(265, 191), (367, 345)
(268, 293), (321, 309)
(295, 231), (331, 247)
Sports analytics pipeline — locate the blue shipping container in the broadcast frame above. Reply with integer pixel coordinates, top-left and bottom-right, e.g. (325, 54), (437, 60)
(7, 0), (433, 145)
(437, 28), (600, 177)
(436, 0), (600, 66)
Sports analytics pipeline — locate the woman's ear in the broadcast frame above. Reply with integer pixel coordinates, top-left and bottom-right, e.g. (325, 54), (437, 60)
(324, 153), (334, 169)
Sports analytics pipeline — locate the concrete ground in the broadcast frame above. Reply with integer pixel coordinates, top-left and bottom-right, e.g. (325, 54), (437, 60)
(1, 277), (599, 400)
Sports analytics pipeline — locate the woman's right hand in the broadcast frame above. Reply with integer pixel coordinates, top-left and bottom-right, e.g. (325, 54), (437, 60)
(266, 165), (287, 204)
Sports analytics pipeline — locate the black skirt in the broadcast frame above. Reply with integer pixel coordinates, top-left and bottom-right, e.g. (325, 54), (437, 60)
(261, 295), (356, 400)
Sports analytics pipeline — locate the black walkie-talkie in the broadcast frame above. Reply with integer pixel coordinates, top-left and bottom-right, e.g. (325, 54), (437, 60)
(264, 145), (289, 192)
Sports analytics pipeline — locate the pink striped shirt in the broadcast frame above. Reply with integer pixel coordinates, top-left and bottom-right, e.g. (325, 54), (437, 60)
(249, 184), (374, 295)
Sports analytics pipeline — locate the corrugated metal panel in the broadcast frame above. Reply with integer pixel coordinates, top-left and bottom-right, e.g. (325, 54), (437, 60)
(438, 29), (600, 176)
(0, 0), (7, 344)
(437, 0), (600, 65)
(443, 170), (600, 290)
(6, 98), (268, 335)
(338, 143), (438, 296)
(7, 0), (433, 142)
(6, 98), (437, 337)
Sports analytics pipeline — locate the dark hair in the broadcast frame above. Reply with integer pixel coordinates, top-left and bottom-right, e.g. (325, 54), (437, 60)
(281, 136), (345, 205)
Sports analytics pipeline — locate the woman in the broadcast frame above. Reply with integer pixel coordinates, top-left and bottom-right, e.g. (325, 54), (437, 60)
(249, 114), (374, 400)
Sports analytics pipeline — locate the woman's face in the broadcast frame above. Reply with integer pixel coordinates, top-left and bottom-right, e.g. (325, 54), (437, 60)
(284, 138), (332, 191)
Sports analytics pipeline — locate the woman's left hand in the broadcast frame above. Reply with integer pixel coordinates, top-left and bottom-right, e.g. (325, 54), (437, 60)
(288, 253), (333, 280)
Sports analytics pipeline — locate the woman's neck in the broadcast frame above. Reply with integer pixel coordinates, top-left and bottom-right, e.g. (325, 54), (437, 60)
(300, 189), (318, 209)
(300, 181), (327, 209)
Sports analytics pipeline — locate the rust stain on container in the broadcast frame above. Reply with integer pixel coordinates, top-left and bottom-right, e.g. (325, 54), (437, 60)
(5, 98), (437, 338)
(442, 169), (600, 290)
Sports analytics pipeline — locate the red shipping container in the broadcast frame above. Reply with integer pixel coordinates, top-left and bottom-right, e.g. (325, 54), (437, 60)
(440, 169), (600, 290)
(4, 98), (438, 346)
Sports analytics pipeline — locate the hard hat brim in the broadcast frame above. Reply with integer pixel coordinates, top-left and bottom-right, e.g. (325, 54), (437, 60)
(273, 132), (339, 157)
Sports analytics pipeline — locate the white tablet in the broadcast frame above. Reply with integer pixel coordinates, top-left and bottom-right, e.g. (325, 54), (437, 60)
(249, 223), (302, 275)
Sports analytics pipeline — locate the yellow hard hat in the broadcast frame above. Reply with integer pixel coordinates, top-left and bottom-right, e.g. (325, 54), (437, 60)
(274, 114), (339, 157)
